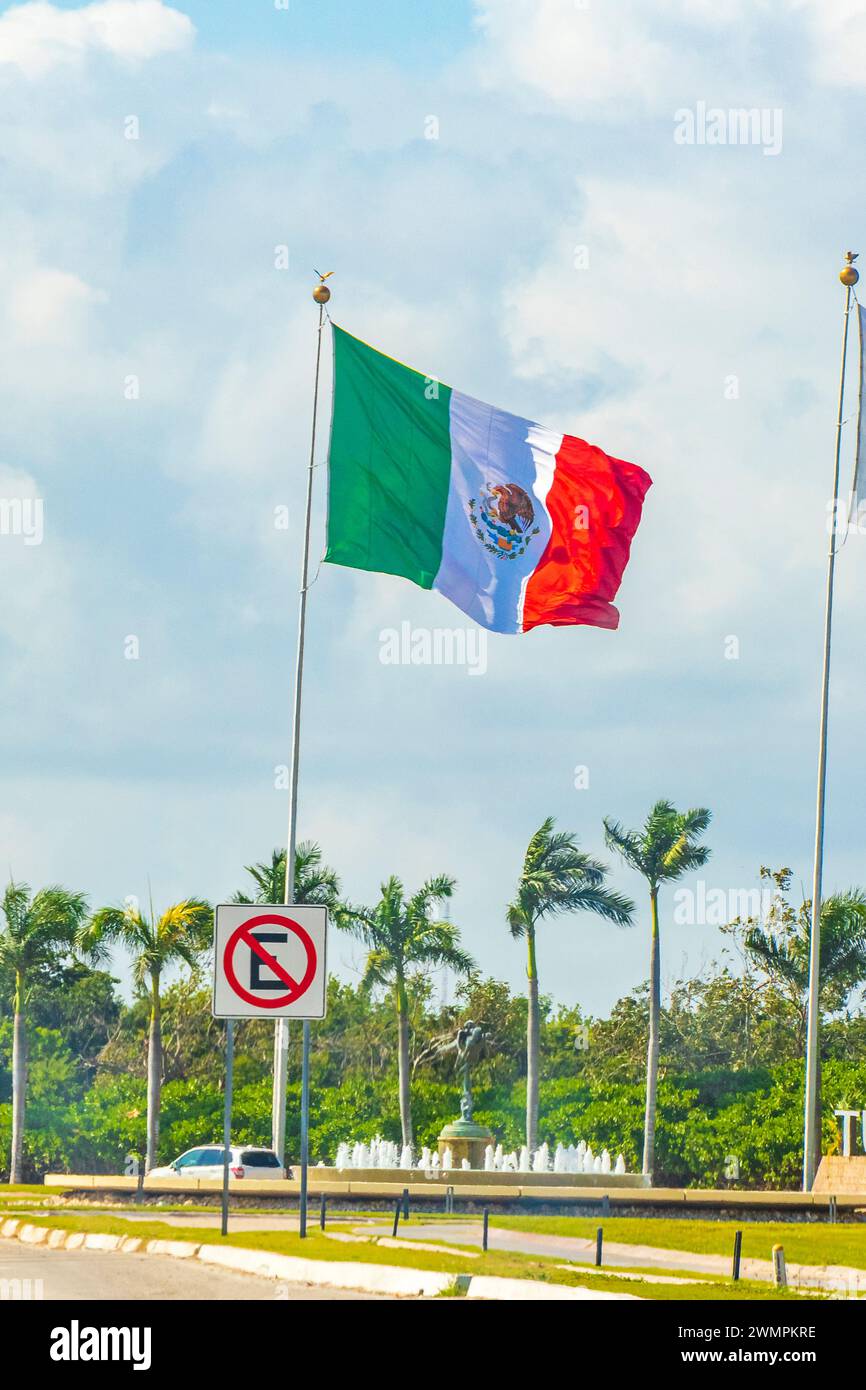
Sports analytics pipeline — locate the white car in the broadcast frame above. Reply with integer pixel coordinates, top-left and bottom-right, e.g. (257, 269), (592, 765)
(149, 1145), (289, 1180)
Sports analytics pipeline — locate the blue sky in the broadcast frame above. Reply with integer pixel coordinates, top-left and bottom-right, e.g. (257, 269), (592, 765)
(1, 0), (866, 1015)
(29, 0), (474, 61)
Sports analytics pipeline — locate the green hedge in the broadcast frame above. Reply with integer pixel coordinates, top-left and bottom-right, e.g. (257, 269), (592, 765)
(4, 1057), (865, 1188)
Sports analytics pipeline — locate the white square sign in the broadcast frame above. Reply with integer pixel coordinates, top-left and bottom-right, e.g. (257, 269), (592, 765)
(212, 903), (328, 1019)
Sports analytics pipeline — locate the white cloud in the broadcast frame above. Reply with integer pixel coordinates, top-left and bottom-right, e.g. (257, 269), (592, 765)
(798, 0), (866, 87)
(471, 0), (866, 113)
(0, 0), (195, 79)
(8, 267), (106, 343)
(473, 0), (681, 115)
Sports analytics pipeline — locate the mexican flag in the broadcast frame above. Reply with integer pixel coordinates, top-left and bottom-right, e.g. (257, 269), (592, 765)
(324, 326), (652, 634)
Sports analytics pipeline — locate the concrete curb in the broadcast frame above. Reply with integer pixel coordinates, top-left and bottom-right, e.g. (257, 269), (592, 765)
(0, 1221), (639, 1300)
(18, 1224), (49, 1245)
(145, 1239), (201, 1260)
(83, 1233), (123, 1252)
(197, 1243), (457, 1297)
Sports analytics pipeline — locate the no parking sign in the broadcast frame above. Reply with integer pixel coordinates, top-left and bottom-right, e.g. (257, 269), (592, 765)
(212, 904), (328, 1019)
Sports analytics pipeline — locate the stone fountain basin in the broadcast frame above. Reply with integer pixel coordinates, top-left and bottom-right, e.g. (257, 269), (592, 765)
(327, 1167), (648, 1189)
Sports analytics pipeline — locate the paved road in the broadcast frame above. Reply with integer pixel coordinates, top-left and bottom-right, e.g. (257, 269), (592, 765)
(0, 1240), (387, 1301)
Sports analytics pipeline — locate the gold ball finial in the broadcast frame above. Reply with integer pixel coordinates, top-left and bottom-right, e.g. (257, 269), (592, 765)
(840, 251), (859, 287)
(313, 269), (334, 304)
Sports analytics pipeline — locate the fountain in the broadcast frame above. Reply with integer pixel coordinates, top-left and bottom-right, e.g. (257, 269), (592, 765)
(325, 1133), (630, 1176)
(321, 1030), (637, 1185)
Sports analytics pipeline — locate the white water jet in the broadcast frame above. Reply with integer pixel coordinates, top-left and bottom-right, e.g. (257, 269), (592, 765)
(327, 1134), (633, 1174)
(532, 1143), (550, 1173)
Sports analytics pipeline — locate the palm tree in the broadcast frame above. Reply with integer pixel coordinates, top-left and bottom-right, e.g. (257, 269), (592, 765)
(604, 800), (711, 1178)
(342, 875), (473, 1147)
(507, 818), (634, 1152)
(743, 887), (866, 1028)
(231, 843), (341, 910)
(0, 881), (88, 1183)
(742, 880), (866, 1175)
(77, 897), (212, 1172)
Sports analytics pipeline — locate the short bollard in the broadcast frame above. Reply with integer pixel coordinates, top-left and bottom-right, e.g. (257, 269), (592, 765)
(595, 1227), (603, 1267)
(319, 1194), (327, 1231)
(773, 1244), (787, 1288)
(829, 1195), (837, 1224)
(482, 1208), (490, 1253)
(732, 1230), (742, 1281)
(392, 1200), (401, 1238)
(402, 1187), (410, 1221)
(445, 1185), (455, 1216)
(601, 1194), (610, 1218)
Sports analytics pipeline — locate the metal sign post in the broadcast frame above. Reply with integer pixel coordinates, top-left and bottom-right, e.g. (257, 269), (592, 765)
(212, 904), (328, 1239)
(299, 1021), (311, 1238)
(221, 1019), (234, 1238)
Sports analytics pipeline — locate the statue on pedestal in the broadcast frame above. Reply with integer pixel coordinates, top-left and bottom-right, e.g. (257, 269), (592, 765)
(434, 1020), (493, 1168)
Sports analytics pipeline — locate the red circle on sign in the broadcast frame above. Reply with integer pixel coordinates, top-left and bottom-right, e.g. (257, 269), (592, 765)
(223, 913), (318, 1009)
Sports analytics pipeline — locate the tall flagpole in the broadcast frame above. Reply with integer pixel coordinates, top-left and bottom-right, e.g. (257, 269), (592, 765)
(802, 250), (858, 1192)
(271, 272), (332, 1170)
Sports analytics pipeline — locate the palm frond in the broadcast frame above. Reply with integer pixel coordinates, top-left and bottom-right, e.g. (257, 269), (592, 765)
(507, 903), (529, 940)
(231, 842), (342, 908)
(1, 881), (32, 934)
(360, 949), (391, 993)
(602, 818), (645, 874)
(606, 801), (711, 890)
(744, 925), (806, 992)
(348, 873), (471, 997)
(507, 818), (632, 932)
(76, 905), (144, 963)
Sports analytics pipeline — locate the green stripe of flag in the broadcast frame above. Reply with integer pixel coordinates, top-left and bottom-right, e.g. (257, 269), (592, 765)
(324, 325), (453, 590)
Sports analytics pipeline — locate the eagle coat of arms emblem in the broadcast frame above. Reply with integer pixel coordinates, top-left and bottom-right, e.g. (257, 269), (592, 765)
(468, 482), (541, 560)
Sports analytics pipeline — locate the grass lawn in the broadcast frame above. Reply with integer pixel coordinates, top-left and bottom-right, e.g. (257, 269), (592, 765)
(485, 1214), (866, 1270)
(2, 1208), (824, 1302)
(0, 1184), (63, 1198)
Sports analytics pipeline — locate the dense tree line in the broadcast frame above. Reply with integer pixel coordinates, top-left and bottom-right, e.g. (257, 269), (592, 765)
(2, 825), (866, 1189)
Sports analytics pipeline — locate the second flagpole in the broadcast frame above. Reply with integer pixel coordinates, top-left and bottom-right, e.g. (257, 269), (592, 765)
(272, 274), (331, 1237)
(802, 250), (858, 1192)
